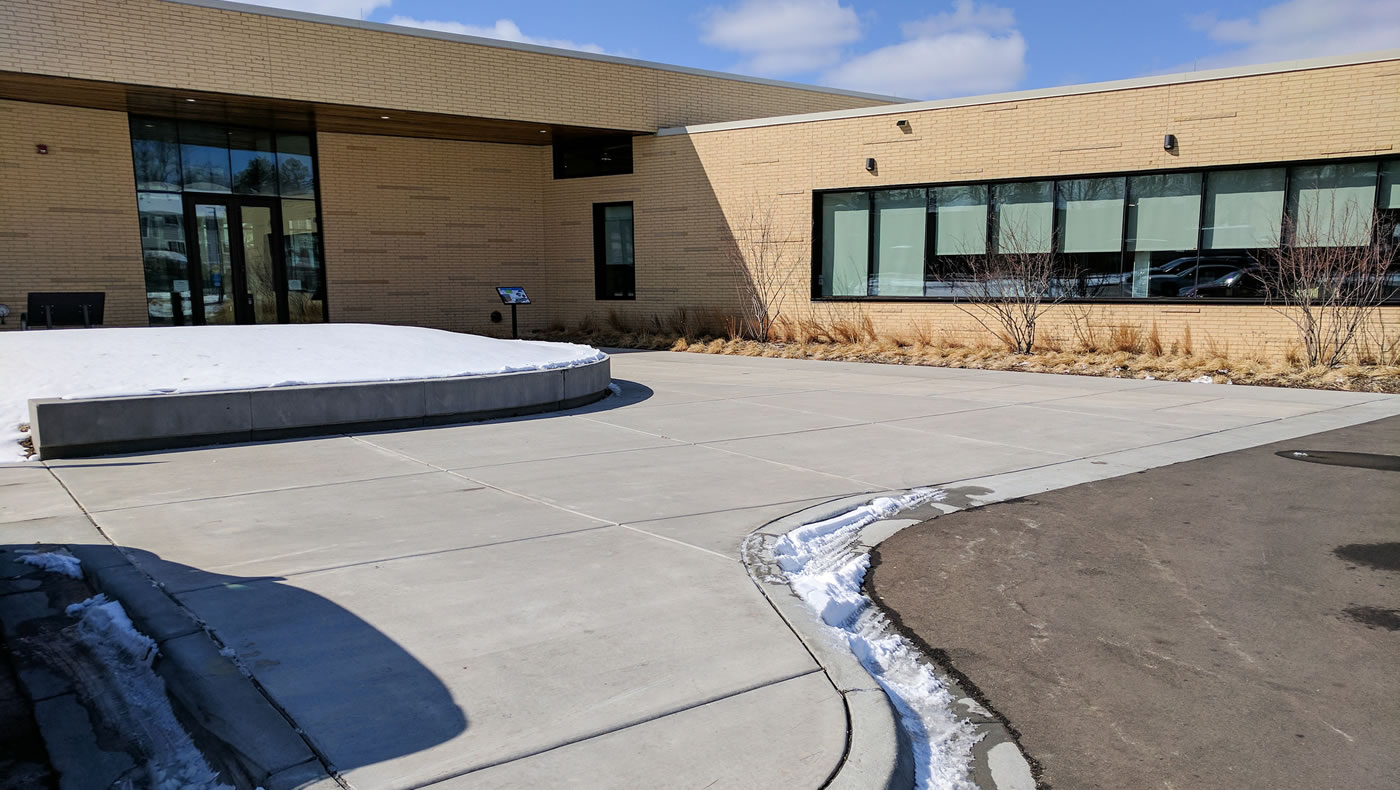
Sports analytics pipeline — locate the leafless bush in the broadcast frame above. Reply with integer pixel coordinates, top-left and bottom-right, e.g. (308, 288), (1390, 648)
(1260, 208), (1396, 367)
(726, 196), (797, 342)
(940, 226), (1075, 354)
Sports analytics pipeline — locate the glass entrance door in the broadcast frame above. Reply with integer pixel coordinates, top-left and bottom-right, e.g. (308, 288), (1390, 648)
(186, 196), (286, 324)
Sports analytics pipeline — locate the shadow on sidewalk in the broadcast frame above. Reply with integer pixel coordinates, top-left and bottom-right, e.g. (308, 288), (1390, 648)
(20, 544), (469, 782)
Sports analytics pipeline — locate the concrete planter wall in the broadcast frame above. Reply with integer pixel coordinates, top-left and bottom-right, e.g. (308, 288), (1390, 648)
(28, 357), (610, 459)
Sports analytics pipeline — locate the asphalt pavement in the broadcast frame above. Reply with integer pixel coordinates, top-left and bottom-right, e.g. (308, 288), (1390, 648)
(868, 416), (1400, 790)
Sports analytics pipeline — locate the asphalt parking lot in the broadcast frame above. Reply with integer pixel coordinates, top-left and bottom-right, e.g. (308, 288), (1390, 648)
(868, 416), (1400, 790)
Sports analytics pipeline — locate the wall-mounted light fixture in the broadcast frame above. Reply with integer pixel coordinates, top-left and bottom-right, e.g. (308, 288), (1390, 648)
(379, 115), (390, 120)
(1163, 134), (1177, 151)
(895, 119), (910, 132)
(865, 157), (876, 172)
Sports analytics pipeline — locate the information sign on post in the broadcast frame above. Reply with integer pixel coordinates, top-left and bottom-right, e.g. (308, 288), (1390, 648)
(495, 287), (531, 338)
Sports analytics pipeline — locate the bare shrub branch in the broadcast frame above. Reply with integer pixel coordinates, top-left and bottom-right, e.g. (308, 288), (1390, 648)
(938, 224), (1075, 354)
(1260, 205), (1396, 367)
(725, 196), (797, 342)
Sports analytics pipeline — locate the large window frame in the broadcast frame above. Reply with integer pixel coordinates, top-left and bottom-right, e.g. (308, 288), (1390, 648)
(811, 154), (1400, 304)
(129, 115), (330, 325)
(593, 201), (636, 301)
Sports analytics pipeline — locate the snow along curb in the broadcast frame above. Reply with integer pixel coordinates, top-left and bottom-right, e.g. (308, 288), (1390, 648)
(63, 544), (337, 790)
(742, 492), (1037, 790)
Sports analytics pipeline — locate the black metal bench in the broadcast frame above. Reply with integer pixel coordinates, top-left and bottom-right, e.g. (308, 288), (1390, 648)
(23, 292), (106, 329)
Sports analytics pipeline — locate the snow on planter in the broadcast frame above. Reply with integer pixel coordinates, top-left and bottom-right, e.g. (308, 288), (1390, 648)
(0, 323), (604, 462)
(774, 488), (981, 790)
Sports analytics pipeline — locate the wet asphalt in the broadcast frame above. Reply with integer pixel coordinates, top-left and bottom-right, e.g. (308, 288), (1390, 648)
(868, 415), (1400, 790)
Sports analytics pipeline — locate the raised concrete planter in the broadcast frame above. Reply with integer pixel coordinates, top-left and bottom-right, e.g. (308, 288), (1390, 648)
(28, 356), (610, 459)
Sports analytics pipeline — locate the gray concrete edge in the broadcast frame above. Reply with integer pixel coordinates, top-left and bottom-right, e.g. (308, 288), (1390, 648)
(29, 357), (611, 460)
(63, 542), (334, 790)
(735, 399), (1400, 788)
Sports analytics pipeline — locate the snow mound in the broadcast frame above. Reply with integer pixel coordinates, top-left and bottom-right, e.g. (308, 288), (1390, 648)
(65, 595), (231, 789)
(0, 323), (604, 462)
(775, 488), (981, 790)
(17, 550), (83, 579)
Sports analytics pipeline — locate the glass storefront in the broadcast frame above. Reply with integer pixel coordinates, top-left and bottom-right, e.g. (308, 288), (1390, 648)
(815, 157), (1400, 301)
(130, 116), (325, 325)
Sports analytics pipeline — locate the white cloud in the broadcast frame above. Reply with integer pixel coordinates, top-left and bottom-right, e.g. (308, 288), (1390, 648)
(386, 16), (610, 54)
(234, 0), (391, 18)
(1190, 0), (1400, 68)
(699, 0), (862, 75)
(823, 2), (1026, 99)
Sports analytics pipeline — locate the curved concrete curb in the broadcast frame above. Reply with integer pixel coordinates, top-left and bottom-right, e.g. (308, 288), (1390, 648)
(741, 492), (1037, 790)
(29, 356), (611, 459)
(66, 543), (337, 790)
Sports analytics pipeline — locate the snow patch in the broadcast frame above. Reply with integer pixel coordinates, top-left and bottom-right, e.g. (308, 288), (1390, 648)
(0, 323), (605, 461)
(1191, 375), (1215, 384)
(775, 488), (980, 789)
(607, 382), (623, 397)
(17, 551), (82, 579)
(65, 595), (231, 789)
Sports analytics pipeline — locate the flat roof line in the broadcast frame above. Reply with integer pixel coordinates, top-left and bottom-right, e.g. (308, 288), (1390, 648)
(161, 0), (911, 105)
(656, 49), (1400, 136)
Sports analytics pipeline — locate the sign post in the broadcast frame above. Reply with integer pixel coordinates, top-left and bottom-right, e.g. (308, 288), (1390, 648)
(495, 287), (531, 339)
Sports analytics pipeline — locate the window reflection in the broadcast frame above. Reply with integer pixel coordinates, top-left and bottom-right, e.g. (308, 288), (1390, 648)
(282, 199), (325, 322)
(138, 193), (191, 325)
(277, 134), (316, 198)
(179, 122), (232, 193)
(231, 128), (278, 195)
(130, 118), (181, 192)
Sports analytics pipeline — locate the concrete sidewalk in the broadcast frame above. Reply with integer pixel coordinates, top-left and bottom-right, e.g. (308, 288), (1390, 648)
(6, 351), (1399, 788)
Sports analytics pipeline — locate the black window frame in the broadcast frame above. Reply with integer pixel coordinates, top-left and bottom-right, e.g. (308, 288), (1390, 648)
(811, 153), (1400, 305)
(593, 201), (636, 301)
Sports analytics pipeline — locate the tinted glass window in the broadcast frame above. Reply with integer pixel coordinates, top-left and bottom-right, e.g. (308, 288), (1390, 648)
(138, 192), (192, 325)
(277, 134), (316, 198)
(179, 121), (231, 193)
(130, 117), (181, 192)
(594, 203), (635, 299)
(819, 192), (870, 297)
(231, 128), (278, 195)
(871, 189), (926, 296)
(555, 135), (633, 179)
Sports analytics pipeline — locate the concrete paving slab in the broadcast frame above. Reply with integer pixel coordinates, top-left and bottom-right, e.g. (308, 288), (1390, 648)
(744, 390), (998, 422)
(175, 526), (820, 790)
(431, 671), (844, 790)
(0, 515), (105, 545)
(625, 495), (864, 556)
(582, 398), (863, 444)
(1155, 395), (1334, 419)
(948, 381), (1164, 404)
(460, 443), (868, 524)
(47, 436), (431, 512)
(354, 415), (682, 471)
(0, 466), (85, 523)
(713, 423), (1070, 490)
(891, 404), (1205, 457)
(96, 472), (606, 593)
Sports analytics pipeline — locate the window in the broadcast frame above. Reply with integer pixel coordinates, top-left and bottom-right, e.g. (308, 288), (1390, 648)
(819, 192), (870, 297)
(926, 185), (987, 297)
(594, 202), (635, 300)
(1203, 168), (1285, 250)
(1287, 162), (1377, 247)
(872, 189), (926, 296)
(1125, 173), (1201, 297)
(1057, 177), (1126, 296)
(811, 157), (1400, 303)
(992, 181), (1053, 253)
(129, 116), (326, 324)
(555, 135), (633, 179)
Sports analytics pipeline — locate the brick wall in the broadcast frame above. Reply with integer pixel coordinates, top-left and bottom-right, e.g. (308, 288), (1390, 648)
(553, 58), (1400, 357)
(0, 0), (890, 131)
(316, 132), (551, 335)
(0, 100), (146, 330)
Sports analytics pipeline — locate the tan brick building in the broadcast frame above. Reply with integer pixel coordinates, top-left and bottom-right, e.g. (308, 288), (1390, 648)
(2, 0), (1397, 355)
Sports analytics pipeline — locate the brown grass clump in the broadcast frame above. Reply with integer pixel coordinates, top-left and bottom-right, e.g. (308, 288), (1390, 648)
(532, 317), (1400, 394)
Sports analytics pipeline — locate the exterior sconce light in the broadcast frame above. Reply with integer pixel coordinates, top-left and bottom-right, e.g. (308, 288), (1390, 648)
(896, 119), (910, 133)
(1163, 134), (1177, 151)
(865, 157), (876, 172)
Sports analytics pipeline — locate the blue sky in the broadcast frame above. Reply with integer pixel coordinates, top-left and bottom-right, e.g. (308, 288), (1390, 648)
(242, 0), (1399, 99)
